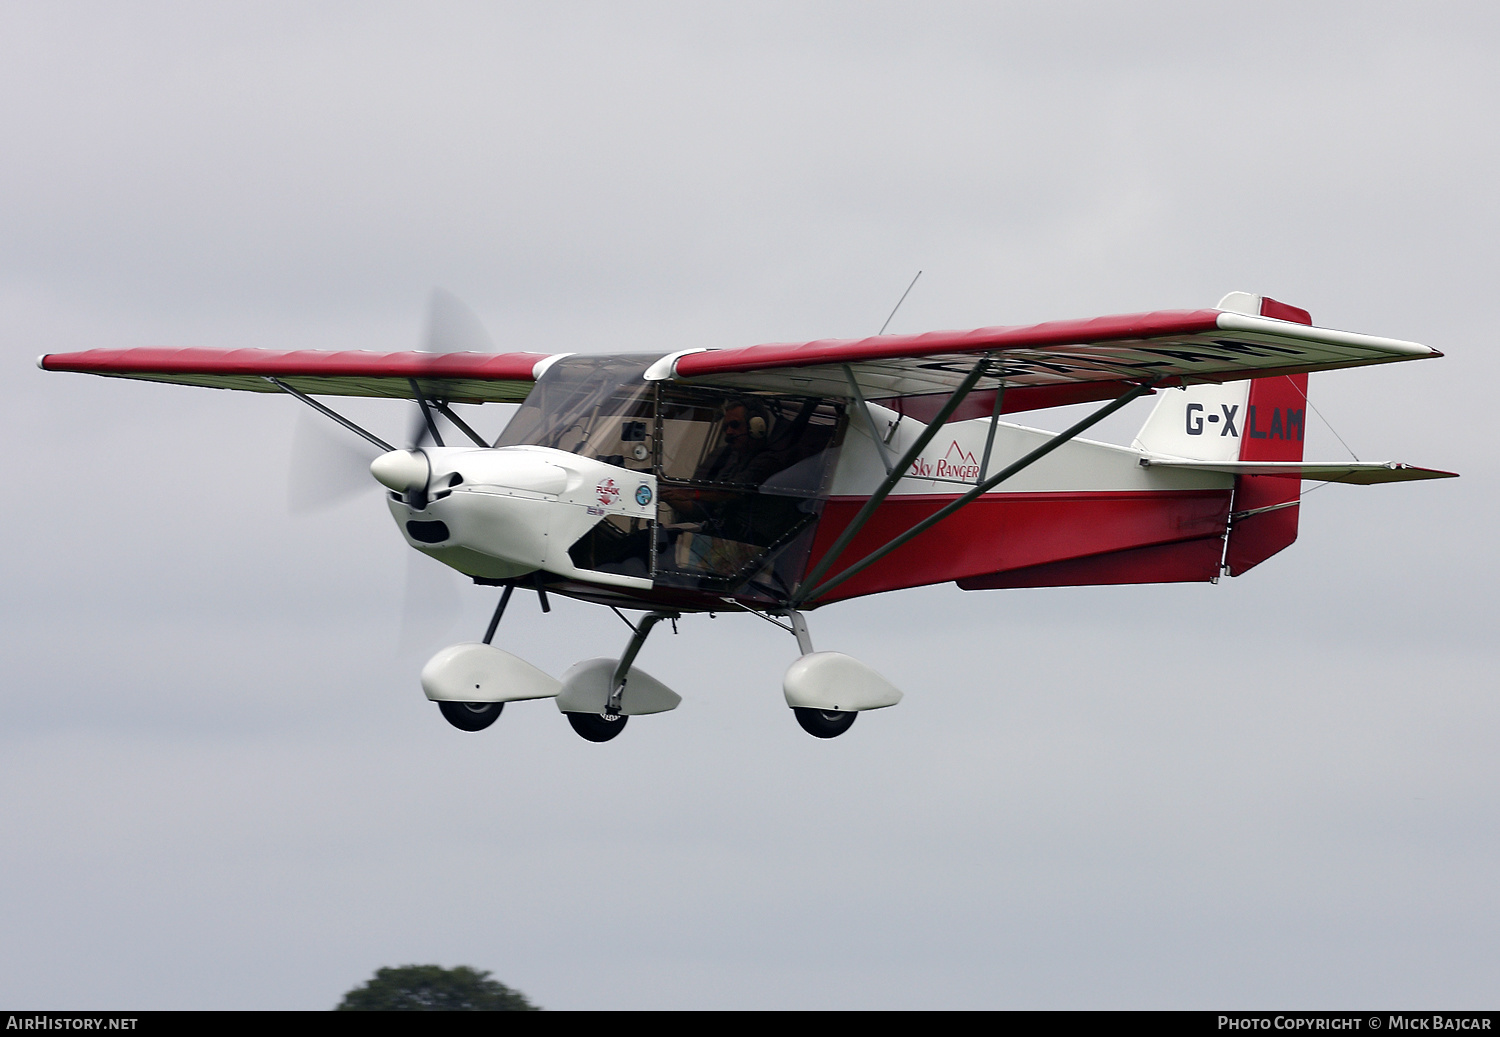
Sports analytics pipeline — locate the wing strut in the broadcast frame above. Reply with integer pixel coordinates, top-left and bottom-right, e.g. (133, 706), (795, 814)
(843, 364), (898, 475)
(408, 379), (446, 447)
(977, 379), (1007, 482)
(795, 355), (996, 601)
(793, 380), (1158, 606)
(264, 377), (395, 453)
(431, 401), (491, 448)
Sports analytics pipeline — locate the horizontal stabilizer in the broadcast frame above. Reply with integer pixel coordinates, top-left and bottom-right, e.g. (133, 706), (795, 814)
(1140, 459), (1458, 484)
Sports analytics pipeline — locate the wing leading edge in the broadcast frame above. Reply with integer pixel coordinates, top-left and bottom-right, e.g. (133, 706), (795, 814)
(37, 347), (554, 403)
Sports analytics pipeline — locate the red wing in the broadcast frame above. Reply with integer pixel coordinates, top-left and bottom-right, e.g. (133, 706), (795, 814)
(41, 307), (1441, 409)
(37, 347), (552, 402)
(665, 308), (1440, 409)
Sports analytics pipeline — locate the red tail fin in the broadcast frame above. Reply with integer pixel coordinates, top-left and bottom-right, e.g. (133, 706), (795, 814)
(1224, 297), (1310, 575)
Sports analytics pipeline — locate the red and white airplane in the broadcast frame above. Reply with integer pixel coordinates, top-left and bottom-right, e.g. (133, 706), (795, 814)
(41, 291), (1454, 741)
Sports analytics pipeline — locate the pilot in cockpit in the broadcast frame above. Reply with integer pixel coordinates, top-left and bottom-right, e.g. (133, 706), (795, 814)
(661, 401), (781, 515)
(659, 400), (788, 573)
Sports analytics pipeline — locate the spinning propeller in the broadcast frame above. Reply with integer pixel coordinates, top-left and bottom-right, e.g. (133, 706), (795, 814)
(288, 288), (496, 513)
(285, 290), (501, 647)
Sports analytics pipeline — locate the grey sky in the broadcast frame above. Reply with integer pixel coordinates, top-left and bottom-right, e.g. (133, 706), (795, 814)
(1, 1), (1494, 1009)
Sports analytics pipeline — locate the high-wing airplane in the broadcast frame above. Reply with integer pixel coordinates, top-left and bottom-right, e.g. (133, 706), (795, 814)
(40, 291), (1455, 741)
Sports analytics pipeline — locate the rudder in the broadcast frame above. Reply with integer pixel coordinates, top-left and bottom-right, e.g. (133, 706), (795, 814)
(1222, 293), (1311, 575)
(1224, 370), (1308, 575)
(1133, 292), (1313, 575)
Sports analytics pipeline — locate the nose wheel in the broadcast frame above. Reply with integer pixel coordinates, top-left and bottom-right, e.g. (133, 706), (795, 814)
(567, 711), (629, 743)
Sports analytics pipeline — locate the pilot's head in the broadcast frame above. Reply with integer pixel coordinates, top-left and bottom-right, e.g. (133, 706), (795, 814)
(723, 402), (767, 450)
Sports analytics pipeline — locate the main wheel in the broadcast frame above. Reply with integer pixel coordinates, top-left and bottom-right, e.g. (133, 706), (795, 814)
(793, 707), (857, 739)
(567, 711), (628, 743)
(438, 700), (504, 732)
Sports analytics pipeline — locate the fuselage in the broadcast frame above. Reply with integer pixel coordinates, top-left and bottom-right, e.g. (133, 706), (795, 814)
(377, 352), (1235, 611)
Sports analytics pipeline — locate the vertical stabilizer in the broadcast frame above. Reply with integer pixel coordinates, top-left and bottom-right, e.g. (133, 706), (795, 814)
(1223, 371), (1308, 574)
(1135, 293), (1314, 576)
(1132, 380), (1252, 461)
(1222, 295), (1311, 575)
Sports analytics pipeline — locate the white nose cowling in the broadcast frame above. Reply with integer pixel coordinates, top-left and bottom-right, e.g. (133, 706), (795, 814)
(370, 449), (430, 493)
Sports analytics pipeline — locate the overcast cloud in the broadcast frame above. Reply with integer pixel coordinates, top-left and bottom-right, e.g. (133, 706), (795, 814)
(1, 1), (1494, 1009)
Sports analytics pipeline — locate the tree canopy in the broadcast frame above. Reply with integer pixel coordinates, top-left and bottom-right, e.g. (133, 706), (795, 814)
(336, 964), (540, 1011)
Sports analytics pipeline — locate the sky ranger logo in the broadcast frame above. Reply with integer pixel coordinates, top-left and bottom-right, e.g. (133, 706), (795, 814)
(909, 441), (982, 481)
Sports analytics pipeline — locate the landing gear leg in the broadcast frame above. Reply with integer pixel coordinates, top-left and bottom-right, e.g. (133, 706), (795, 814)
(482, 585), (513, 644)
(775, 609), (893, 739)
(781, 609), (858, 739)
(431, 586), (515, 733)
(563, 610), (676, 743)
(786, 609), (814, 655)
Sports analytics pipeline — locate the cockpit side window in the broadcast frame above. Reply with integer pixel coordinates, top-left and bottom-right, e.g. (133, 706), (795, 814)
(501, 354), (847, 599)
(653, 385), (845, 598)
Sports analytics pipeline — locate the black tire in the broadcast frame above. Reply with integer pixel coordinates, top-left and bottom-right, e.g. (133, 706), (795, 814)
(567, 711), (628, 743)
(438, 700), (504, 732)
(793, 707), (857, 739)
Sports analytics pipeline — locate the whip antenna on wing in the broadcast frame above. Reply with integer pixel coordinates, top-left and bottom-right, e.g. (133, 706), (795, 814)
(877, 270), (922, 336)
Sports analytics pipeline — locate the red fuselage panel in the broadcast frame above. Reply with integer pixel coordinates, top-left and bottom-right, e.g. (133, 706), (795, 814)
(805, 489), (1232, 602)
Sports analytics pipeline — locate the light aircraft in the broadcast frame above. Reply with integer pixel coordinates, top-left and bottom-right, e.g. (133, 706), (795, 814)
(40, 291), (1455, 741)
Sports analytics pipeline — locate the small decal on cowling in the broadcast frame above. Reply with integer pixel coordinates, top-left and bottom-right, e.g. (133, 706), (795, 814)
(635, 484), (653, 507)
(596, 478), (620, 506)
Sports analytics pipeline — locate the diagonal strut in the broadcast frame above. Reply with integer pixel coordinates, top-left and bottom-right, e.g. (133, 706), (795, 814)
(792, 355), (995, 605)
(797, 381), (1158, 605)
